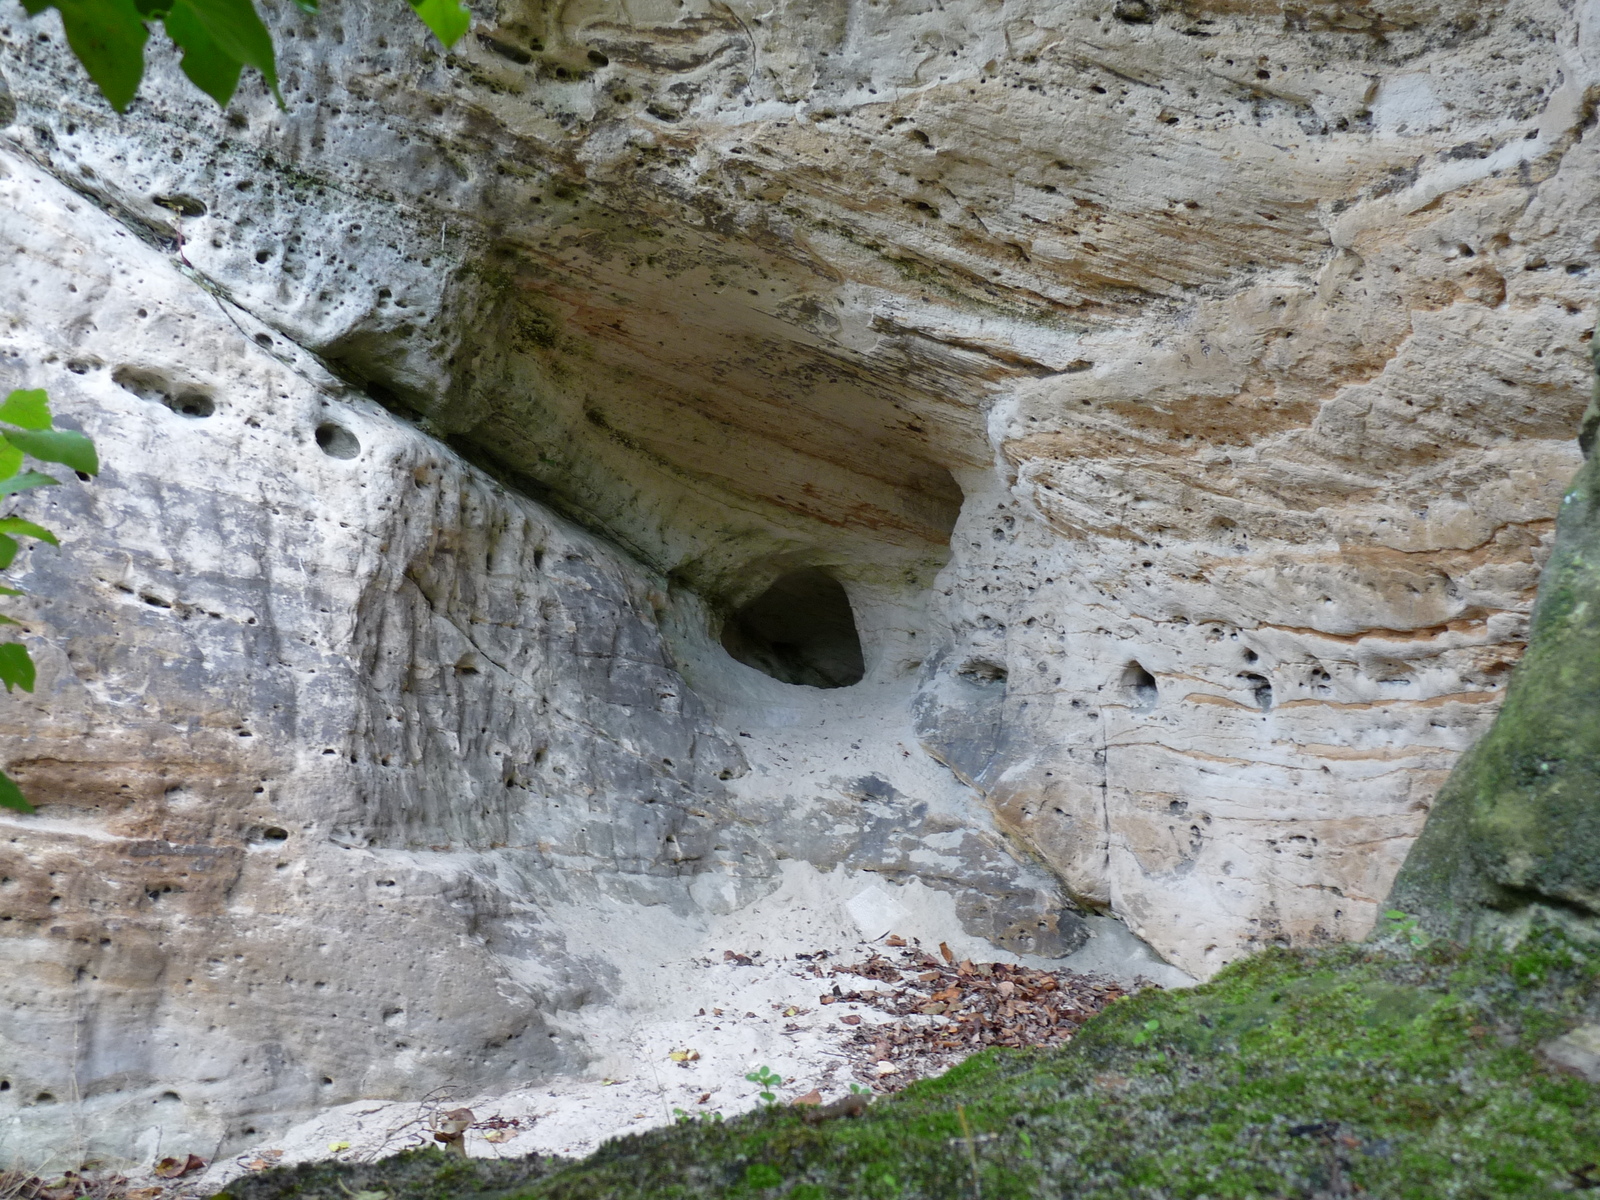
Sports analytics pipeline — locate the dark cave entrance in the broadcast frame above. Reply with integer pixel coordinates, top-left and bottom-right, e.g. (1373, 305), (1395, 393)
(720, 569), (866, 689)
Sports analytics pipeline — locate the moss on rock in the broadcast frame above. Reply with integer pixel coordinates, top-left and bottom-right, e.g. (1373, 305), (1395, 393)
(1389, 342), (1600, 937)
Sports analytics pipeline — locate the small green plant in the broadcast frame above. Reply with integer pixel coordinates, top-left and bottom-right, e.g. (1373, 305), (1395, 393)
(1382, 909), (1429, 949)
(744, 1065), (782, 1106)
(1130, 1018), (1161, 1046)
(848, 1082), (871, 1096)
(670, 1108), (723, 1125)
(0, 389), (99, 813)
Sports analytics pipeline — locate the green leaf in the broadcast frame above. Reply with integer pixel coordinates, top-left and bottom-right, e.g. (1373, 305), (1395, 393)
(1384, 910), (1408, 921)
(0, 770), (33, 814)
(0, 536), (18, 571)
(0, 644), (36, 694)
(0, 519), (59, 548)
(4, 429), (99, 475)
(407, 0), (470, 47)
(133, 0), (174, 14)
(50, 0), (150, 112)
(171, 0), (280, 104)
(0, 390), (52, 432)
(291, 0), (318, 11)
(163, 0), (244, 107)
(0, 441), (24, 485)
(0, 588), (25, 598)
(0, 472), (61, 498)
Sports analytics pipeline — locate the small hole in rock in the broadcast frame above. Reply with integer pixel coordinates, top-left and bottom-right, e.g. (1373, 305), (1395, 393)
(262, 827), (289, 842)
(1122, 662), (1158, 710)
(316, 423), (360, 459)
(174, 393), (215, 418)
(956, 658), (1007, 686)
(1240, 672), (1273, 710)
(721, 568), (864, 688)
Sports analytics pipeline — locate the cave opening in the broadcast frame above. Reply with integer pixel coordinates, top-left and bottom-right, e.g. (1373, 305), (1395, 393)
(720, 568), (865, 689)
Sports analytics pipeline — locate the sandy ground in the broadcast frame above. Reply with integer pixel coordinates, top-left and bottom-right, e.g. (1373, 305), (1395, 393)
(166, 866), (1189, 1192)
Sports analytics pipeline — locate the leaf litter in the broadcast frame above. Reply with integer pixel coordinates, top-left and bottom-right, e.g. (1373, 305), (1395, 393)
(820, 946), (1146, 1090)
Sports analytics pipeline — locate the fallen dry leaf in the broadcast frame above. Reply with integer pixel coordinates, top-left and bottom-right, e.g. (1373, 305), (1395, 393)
(668, 1049), (700, 1063)
(939, 942), (954, 964)
(152, 1156), (205, 1180)
(482, 1129), (515, 1144)
(883, 935), (907, 947)
(840, 1014), (862, 1026)
(791, 1089), (823, 1106)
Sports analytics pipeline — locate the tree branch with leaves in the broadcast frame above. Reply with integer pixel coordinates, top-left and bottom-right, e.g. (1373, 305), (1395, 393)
(0, 389), (100, 813)
(16, 0), (468, 112)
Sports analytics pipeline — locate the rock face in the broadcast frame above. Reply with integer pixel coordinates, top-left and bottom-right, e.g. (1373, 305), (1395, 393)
(0, 147), (1078, 1164)
(1390, 342), (1600, 938)
(0, 0), (1596, 1166)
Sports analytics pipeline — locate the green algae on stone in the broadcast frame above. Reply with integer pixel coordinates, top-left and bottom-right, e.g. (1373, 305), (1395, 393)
(1389, 342), (1600, 937)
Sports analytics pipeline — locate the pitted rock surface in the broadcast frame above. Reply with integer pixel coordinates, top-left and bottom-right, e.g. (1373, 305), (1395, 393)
(0, 0), (1597, 1165)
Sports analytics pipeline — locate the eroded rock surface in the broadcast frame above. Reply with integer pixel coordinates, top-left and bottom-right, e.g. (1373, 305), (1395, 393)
(0, 0), (1597, 1167)
(0, 149), (1076, 1164)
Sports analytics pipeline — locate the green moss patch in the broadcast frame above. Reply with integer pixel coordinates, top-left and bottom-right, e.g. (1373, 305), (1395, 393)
(220, 924), (1600, 1200)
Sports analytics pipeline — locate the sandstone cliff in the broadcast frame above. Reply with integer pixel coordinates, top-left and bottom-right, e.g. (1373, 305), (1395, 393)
(0, 0), (1596, 1165)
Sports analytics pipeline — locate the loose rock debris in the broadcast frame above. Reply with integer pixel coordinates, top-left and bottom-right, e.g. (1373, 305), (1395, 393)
(820, 947), (1143, 1090)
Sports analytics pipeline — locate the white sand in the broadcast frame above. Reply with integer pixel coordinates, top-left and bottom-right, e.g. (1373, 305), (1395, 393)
(183, 865), (1187, 1191)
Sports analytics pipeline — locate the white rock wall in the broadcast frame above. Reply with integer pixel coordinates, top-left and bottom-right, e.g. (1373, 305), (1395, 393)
(1, 0), (1598, 1164)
